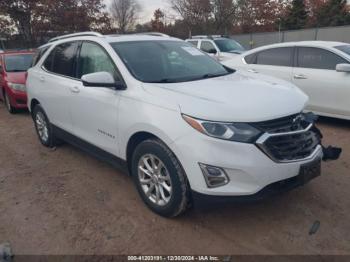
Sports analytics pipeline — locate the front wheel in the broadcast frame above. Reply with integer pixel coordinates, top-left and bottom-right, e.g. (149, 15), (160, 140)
(132, 139), (191, 217)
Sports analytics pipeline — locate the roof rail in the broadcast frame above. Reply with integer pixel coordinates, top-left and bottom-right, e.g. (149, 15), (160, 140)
(48, 32), (103, 43)
(136, 32), (170, 37)
(191, 35), (229, 40)
(191, 35), (212, 39)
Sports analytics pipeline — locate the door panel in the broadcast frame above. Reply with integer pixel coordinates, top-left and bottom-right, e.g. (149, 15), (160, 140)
(70, 83), (120, 155)
(39, 41), (79, 132)
(293, 47), (350, 117)
(39, 73), (76, 133)
(244, 47), (294, 82)
(249, 64), (293, 82)
(70, 41), (122, 155)
(293, 68), (350, 116)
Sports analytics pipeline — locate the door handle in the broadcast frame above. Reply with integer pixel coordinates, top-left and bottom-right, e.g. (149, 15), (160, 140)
(39, 76), (45, 82)
(70, 86), (80, 93)
(247, 69), (259, 73)
(294, 74), (308, 80)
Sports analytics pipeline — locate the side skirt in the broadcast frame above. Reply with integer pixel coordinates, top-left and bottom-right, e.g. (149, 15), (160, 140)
(52, 125), (129, 175)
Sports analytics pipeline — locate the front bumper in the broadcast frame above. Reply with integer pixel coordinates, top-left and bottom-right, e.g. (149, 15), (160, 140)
(6, 88), (27, 109)
(192, 160), (320, 206)
(170, 130), (323, 197)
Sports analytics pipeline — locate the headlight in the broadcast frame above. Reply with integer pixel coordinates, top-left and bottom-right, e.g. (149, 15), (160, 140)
(182, 115), (262, 143)
(8, 83), (26, 92)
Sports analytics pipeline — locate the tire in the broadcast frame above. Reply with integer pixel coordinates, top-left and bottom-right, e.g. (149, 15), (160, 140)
(3, 91), (16, 114)
(33, 105), (59, 148)
(131, 139), (191, 217)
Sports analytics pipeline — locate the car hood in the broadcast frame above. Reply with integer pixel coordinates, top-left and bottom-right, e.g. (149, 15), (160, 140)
(5, 72), (26, 84)
(142, 71), (308, 122)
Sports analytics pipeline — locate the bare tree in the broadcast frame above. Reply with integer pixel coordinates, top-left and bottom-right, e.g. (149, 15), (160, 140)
(110, 0), (141, 33)
(212, 0), (237, 33)
(170, 0), (212, 37)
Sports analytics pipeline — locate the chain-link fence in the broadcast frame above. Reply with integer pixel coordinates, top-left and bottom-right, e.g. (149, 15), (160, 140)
(233, 25), (350, 50)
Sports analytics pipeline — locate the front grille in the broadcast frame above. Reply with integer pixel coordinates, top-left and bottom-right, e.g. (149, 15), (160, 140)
(262, 132), (320, 162)
(253, 113), (308, 133)
(255, 114), (321, 162)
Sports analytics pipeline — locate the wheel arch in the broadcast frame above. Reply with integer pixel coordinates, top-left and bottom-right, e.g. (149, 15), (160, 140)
(30, 98), (40, 117)
(126, 131), (159, 175)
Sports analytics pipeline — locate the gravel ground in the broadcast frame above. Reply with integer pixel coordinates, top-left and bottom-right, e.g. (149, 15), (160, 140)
(0, 101), (349, 255)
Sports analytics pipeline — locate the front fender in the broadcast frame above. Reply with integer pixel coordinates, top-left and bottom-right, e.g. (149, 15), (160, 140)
(117, 98), (190, 160)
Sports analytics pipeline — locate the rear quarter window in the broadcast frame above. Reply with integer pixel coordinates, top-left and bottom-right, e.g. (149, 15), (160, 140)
(244, 53), (257, 64)
(43, 41), (79, 78)
(32, 46), (51, 66)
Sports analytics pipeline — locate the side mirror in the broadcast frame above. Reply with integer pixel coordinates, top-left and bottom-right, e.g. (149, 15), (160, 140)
(336, 63), (350, 73)
(208, 49), (217, 54)
(81, 72), (125, 89)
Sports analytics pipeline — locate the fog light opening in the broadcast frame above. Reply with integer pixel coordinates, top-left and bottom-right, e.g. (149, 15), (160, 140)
(199, 163), (229, 188)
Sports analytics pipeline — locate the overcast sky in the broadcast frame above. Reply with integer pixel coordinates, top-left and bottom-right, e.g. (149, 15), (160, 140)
(105, 0), (172, 23)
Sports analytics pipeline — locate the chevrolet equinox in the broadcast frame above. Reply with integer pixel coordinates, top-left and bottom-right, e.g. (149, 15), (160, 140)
(27, 32), (323, 217)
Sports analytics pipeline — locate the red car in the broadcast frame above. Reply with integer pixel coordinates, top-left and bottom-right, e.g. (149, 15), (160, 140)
(0, 50), (34, 113)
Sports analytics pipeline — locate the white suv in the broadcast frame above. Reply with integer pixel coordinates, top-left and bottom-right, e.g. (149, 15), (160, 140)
(186, 35), (245, 61)
(27, 32), (323, 217)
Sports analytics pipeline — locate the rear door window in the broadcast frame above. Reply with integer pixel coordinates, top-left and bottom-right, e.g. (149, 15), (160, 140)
(43, 41), (79, 78)
(297, 47), (348, 70)
(200, 41), (217, 53)
(255, 47), (293, 67)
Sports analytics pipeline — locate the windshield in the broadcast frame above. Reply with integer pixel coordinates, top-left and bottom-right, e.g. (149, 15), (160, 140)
(335, 45), (350, 56)
(4, 54), (34, 72)
(214, 39), (245, 53)
(111, 41), (233, 83)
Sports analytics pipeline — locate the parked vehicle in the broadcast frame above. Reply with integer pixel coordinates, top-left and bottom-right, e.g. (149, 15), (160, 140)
(223, 41), (350, 120)
(27, 32), (323, 217)
(0, 50), (35, 113)
(186, 35), (245, 61)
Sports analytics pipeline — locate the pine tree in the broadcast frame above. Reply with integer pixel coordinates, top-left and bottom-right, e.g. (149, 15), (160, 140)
(281, 0), (309, 30)
(316, 0), (350, 27)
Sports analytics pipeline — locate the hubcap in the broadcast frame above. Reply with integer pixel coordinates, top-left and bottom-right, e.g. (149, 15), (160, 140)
(138, 154), (172, 206)
(36, 112), (49, 142)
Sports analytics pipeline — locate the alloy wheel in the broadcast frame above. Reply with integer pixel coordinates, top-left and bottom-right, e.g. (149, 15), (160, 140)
(138, 154), (173, 206)
(35, 112), (49, 143)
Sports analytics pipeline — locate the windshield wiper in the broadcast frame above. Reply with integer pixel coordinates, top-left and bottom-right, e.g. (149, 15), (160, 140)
(149, 78), (178, 83)
(201, 72), (229, 79)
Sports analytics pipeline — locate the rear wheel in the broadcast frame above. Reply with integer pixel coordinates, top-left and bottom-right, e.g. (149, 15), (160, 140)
(132, 139), (191, 217)
(33, 105), (59, 148)
(3, 91), (16, 114)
